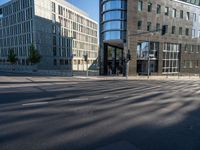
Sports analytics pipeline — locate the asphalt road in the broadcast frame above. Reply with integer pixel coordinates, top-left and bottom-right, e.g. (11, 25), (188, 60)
(1, 71), (200, 150)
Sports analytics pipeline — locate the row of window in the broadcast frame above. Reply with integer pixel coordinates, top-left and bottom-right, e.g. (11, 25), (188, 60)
(137, 21), (198, 37)
(0, 46), (31, 57)
(73, 50), (98, 59)
(54, 26), (97, 44)
(56, 16), (97, 37)
(1, 0), (33, 17)
(0, 33), (33, 48)
(52, 28), (98, 49)
(52, 2), (97, 30)
(184, 44), (200, 53)
(102, 0), (127, 12)
(0, 21), (33, 38)
(2, 7), (33, 27)
(102, 10), (127, 22)
(183, 60), (200, 69)
(52, 34), (97, 53)
(138, 0), (199, 22)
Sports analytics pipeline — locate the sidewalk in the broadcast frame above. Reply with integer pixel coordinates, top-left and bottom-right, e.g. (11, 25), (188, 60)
(73, 75), (200, 81)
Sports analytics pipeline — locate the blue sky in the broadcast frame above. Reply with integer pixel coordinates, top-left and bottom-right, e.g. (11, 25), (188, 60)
(0, 0), (99, 22)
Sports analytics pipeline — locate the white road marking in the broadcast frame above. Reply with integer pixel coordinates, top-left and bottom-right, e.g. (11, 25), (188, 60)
(22, 102), (49, 106)
(104, 95), (120, 99)
(68, 98), (89, 102)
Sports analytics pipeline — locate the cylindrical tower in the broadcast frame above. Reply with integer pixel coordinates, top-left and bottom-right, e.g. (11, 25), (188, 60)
(100, 0), (127, 75)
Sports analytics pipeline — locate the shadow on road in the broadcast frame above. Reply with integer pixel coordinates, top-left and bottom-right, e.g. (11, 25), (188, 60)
(0, 79), (200, 150)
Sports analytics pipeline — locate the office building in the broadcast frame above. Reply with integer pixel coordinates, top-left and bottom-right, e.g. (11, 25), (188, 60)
(0, 0), (98, 71)
(100, 0), (200, 76)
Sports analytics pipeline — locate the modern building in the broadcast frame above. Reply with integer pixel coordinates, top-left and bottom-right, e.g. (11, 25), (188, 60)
(0, 0), (98, 72)
(100, 0), (200, 76)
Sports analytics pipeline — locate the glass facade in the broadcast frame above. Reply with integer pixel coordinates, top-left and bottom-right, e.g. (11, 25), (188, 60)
(0, 0), (98, 71)
(101, 0), (127, 41)
(0, 0), (33, 65)
(179, 0), (200, 6)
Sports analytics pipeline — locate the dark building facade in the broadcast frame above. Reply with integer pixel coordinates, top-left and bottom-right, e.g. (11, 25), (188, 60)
(100, 0), (200, 76)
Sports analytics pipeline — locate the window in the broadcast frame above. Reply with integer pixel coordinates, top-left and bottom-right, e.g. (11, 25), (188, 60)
(165, 7), (169, 16)
(52, 2), (56, 12)
(156, 23), (160, 31)
(172, 26), (176, 34)
(52, 14), (56, 23)
(162, 25), (168, 35)
(53, 47), (56, 56)
(199, 15), (200, 23)
(185, 28), (189, 36)
(192, 29), (196, 38)
(196, 60), (199, 67)
(147, 22), (151, 31)
(189, 61), (193, 68)
(148, 2), (152, 12)
(180, 10), (183, 19)
(163, 43), (180, 74)
(137, 21), (142, 30)
(179, 27), (183, 35)
(198, 30), (200, 38)
(52, 25), (56, 34)
(138, 1), (143, 11)
(54, 59), (57, 65)
(192, 13), (196, 22)
(58, 5), (63, 15)
(157, 4), (161, 14)
(186, 12), (190, 20)
(172, 9), (176, 18)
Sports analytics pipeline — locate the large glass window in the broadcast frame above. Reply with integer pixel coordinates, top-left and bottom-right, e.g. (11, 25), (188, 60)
(103, 31), (125, 40)
(103, 21), (125, 31)
(103, 0), (126, 11)
(103, 11), (126, 21)
(137, 42), (159, 60)
(163, 43), (180, 74)
(101, 0), (127, 41)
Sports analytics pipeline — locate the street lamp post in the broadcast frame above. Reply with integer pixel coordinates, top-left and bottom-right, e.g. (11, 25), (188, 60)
(148, 54), (154, 79)
(147, 33), (154, 79)
(148, 55), (150, 79)
(126, 50), (131, 80)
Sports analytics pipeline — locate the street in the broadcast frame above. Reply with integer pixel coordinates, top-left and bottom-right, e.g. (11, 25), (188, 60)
(1, 71), (200, 150)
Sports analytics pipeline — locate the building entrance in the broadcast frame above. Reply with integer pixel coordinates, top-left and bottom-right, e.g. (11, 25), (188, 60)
(105, 45), (124, 75)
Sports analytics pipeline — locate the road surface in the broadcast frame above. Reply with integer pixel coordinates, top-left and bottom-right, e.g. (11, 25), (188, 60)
(1, 71), (200, 150)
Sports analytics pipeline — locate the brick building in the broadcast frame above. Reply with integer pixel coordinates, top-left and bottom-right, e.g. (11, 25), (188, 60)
(100, 0), (200, 76)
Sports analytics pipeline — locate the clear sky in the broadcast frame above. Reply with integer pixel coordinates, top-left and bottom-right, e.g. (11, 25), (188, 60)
(0, 0), (99, 22)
